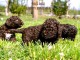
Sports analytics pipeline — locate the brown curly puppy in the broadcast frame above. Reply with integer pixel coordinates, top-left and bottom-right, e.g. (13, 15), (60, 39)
(39, 18), (60, 45)
(58, 24), (77, 41)
(9, 25), (42, 45)
(0, 16), (23, 41)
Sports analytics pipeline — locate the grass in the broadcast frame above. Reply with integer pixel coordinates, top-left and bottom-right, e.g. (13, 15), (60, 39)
(0, 13), (80, 60)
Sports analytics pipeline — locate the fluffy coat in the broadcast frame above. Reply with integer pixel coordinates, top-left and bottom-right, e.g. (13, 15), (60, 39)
(58, 24), (77, 40)
(0, 16), (23, 41)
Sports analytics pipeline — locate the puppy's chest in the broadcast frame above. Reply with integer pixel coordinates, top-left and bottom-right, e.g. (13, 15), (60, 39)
(4, 33), (12, 40)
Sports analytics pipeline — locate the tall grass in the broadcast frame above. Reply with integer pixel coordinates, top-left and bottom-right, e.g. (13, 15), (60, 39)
(0, 14), (80, 60)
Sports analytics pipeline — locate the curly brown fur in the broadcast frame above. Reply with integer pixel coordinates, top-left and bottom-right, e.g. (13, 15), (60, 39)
(39, 18), (60, 45)
(9, 25), (42, 45)
(0, 16), (23, 41)
(58, 24), (77, 41)
(5, 16), (23, 29)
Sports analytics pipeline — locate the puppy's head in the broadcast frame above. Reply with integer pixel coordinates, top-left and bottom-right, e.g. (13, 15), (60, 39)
(5, 16), (23, 29)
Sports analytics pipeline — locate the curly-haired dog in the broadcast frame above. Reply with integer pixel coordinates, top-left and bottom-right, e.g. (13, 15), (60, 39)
(9, 25), (42, 45)
(39, 18), (60, 45)
(0, 16), (23, 41)
(58, 24), (77, 41)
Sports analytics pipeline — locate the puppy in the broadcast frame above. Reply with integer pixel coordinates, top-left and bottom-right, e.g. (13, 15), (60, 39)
(0, 16), (23, 41)
(39, 18), (60, 45)
(9, 25), (42, 45)
(58, 24), (77, 41)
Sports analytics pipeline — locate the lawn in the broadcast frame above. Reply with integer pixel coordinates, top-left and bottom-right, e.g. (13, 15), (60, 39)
(0, 14), (80, 60)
